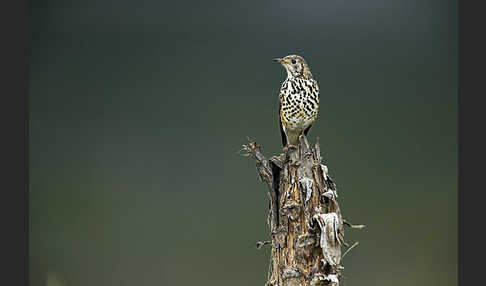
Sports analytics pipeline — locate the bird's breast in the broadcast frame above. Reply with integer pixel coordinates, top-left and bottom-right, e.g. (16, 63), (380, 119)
(280, 79), (319, 131)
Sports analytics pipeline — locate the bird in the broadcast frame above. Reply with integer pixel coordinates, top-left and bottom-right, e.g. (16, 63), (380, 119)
(274, 55), (320, 148)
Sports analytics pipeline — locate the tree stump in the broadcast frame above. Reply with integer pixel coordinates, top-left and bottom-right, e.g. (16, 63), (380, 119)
(242, 135), (363, 286)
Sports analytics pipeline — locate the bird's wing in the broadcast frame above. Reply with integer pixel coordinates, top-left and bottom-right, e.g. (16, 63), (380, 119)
(304, 79), (319, 136)
(279, 109), (287, 147)
(279, 91), (287, 147)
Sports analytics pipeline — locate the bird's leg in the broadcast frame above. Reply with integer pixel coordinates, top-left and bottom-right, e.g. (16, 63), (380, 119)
(298, 133), (313, 158)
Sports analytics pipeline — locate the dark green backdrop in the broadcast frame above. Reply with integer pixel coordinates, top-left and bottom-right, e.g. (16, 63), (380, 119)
(29, 1), (457, 285)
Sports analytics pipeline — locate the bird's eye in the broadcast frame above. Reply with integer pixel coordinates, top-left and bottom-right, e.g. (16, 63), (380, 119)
(291, 59), (297, 64)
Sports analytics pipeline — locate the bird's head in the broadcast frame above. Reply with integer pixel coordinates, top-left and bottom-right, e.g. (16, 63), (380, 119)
(274, 55), (313, 79)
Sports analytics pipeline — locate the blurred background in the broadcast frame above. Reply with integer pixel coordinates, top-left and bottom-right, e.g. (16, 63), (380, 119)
(29, 0), (457, 285)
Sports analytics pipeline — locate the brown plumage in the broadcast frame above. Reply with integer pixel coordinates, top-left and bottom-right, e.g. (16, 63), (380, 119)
(274, 55), (320, 147)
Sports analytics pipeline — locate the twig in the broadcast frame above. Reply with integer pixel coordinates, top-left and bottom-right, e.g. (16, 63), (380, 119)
(256, 240), (272, 249)
(341, 241), (360, 259)
(343, 219), (366, 229)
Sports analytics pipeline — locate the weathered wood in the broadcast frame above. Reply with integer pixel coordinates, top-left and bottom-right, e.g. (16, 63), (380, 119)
(242, 135), (363, 286)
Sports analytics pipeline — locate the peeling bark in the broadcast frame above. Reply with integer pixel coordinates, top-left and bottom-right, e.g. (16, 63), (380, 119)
(242, 135), (364, 286)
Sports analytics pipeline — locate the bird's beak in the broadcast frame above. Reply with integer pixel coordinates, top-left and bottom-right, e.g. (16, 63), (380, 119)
(274, 58), (290, 65)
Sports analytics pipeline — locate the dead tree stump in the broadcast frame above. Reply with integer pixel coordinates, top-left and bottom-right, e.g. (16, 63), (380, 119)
(242, 135), (363, 286)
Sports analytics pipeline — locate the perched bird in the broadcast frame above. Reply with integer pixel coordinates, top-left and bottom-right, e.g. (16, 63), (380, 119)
(274, 55), (320, 147)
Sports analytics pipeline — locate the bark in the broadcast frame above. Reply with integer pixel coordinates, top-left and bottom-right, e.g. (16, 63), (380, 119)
(242, 135), (364, 286)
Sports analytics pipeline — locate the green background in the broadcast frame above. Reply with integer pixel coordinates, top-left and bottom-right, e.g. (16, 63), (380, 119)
(29, 1), (457, 285)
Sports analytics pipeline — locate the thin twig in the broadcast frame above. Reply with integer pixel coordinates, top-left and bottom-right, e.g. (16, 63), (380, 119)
(256, 240), (272, 249)
(343, 219), (366, 229)
(341, 241), (360, 259)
